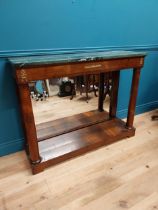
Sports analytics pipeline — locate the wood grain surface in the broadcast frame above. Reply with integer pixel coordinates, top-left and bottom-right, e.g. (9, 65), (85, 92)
(0, 110), (158, 210)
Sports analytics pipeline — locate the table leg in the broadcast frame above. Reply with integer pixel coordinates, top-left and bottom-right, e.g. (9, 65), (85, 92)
(18, 84), (41, 165)
(98, 73), (105, 111)
(126, 68), (141, 129)
(85, 75), (89, 102)
(109, 71), (120, 118)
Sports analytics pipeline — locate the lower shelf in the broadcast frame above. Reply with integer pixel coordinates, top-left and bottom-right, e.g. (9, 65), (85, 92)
(36, 116), (135, 172)
(36, 110), (109, 141)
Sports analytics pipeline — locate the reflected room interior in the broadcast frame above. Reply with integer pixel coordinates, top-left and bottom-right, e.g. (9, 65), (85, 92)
(29, 73), (112, 141)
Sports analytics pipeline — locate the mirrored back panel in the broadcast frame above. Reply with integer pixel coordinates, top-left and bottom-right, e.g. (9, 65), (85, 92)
(29, 73), (111, 141)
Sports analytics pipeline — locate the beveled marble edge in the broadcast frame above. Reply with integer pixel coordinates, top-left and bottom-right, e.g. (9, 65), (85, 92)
(8, 50), (147, 67)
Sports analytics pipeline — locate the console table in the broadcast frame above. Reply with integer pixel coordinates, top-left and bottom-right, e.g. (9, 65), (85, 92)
(9, 51), (146, 174)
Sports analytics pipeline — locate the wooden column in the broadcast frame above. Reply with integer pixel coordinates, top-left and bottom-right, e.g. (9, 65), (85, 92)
(98, 73), (105, 111)
(126, 68), (141, 129)
(109, 71), (120, 118)
(18, 83), (41, 164)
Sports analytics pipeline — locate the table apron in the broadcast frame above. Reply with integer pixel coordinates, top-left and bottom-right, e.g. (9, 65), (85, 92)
(15, 57), (144, 84)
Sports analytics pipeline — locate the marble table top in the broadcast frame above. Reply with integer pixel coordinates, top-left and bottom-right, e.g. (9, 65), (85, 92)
(8, 50), (147, 68)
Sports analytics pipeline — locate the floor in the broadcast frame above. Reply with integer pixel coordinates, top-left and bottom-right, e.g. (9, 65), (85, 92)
(0, 109), (158, 210)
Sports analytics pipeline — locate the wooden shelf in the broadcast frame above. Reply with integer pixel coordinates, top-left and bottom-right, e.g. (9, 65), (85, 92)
(36, 110), (109, 141)
(38, 113), (135, 168)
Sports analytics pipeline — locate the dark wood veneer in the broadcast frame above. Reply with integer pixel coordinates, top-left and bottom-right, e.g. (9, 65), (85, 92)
(36, 110), (109, 141)
(15, 57), (144, 84)
(11, 52), (146, 174)
(37, 118), (135, 174)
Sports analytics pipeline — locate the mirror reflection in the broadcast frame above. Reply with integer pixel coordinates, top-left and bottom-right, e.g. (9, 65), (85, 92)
(29, 74), (111, 127)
